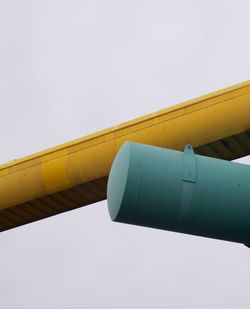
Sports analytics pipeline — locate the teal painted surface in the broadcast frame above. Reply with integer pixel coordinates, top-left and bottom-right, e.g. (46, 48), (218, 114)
(107, 142), (250, 244)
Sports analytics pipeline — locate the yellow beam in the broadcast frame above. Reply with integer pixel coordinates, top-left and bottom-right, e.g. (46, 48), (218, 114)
(0, 81), (250, 231)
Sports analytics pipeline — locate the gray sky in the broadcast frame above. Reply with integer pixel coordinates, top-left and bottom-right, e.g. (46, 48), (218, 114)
(0, 1), (250, 308)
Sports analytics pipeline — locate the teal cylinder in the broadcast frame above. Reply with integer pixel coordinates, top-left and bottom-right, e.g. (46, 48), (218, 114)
(107, 142), (250, 244)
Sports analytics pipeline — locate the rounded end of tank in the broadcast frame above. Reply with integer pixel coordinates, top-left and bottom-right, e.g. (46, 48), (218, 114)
(107, 142), (131, 221)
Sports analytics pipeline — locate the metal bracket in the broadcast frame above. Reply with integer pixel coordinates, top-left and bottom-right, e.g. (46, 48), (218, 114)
(182, 144), (197, 183)
(178, 144), (197, 226)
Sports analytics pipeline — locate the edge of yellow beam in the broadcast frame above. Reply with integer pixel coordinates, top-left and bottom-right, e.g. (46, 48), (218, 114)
(1, 80), (249, 171)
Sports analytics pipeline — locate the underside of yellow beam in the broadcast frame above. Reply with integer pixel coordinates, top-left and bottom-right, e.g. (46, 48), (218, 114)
(0, 80), (250, 232)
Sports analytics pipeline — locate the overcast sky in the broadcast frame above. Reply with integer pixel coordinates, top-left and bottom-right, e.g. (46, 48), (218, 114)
(0, 1), (250, 308)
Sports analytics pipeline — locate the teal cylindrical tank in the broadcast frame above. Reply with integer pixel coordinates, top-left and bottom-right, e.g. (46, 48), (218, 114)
(107, 142), (250, 244)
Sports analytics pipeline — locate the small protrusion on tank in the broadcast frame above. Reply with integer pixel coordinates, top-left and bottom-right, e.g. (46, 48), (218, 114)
(184, 144), (194, 155)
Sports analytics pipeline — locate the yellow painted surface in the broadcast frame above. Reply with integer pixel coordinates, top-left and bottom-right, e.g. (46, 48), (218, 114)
(0, 81), (249, 228)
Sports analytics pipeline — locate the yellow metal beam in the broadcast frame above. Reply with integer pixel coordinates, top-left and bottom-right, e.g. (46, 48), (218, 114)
(0, 81), (250, 231)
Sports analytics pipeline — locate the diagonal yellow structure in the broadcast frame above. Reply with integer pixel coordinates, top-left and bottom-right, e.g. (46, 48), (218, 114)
(0, 81), (249, 232)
